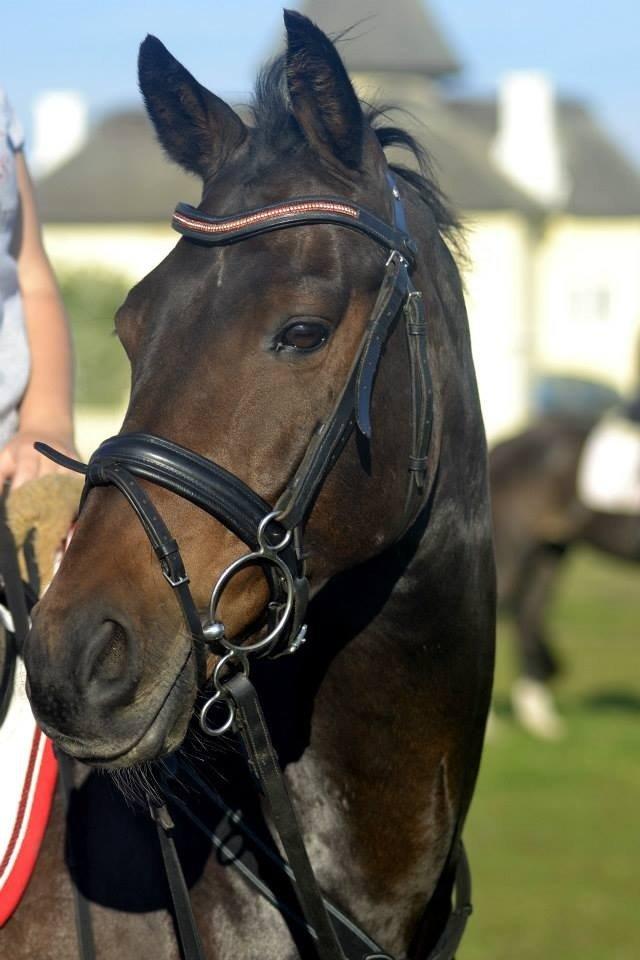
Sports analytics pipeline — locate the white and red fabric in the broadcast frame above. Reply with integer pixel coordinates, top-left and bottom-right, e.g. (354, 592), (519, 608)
(0, 627), (57, 926)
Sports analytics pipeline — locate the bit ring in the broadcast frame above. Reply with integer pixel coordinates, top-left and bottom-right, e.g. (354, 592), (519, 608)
(208, 551), (295, 655)
(200, 691), (235, 736)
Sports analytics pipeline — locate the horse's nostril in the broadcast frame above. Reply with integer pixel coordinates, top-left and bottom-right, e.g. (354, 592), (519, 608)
(93, 621), (128, 681)
(80, 619), (139, 705)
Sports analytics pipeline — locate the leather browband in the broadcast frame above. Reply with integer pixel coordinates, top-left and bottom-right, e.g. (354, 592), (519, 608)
(172, 197), (417, 265)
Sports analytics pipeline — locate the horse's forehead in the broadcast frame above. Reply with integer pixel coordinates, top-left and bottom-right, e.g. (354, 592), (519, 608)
(199, 149), (361, 216)
(127, 227), (343, 328)
(125, 153), (382, 317)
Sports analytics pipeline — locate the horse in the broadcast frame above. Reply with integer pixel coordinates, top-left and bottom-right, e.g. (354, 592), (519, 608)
(491, 415), (640, 737)
(16, 11), (494, 959)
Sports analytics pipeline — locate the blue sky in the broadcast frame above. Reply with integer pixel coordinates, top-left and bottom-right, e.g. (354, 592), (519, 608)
(2, 0), (639, 164)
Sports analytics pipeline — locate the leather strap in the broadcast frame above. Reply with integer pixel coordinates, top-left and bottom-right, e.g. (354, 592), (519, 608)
(276, 253), (409, 528)
(385, 171), (409, 236)
(405, 284), (433, 494)
(355, 254), (410, 438)
(227, 673), (346, 960)
(150, 801), (207, 960)
(0, 489), (30, 654)
(57, 749), (97, 960)
(425, 844), (472, 960)
(0, 502), (35, 727)
(90, 462), (208, 667)
(172, 198), (416, 266)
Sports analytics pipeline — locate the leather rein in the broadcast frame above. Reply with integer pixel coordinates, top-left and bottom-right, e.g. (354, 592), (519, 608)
(36, 172), (471, 960)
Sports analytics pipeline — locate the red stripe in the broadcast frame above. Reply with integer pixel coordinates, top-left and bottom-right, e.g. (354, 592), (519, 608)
(0, 729), (41, 877)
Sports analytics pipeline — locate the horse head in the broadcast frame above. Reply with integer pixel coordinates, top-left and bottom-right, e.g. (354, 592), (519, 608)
(25, 12), (453, 767)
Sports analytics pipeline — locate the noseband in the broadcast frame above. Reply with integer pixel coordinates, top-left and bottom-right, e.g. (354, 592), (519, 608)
(38, 171), (433, 708)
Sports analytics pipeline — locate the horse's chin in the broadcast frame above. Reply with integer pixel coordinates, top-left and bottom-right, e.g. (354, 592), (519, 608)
(42, 655), (197, 769)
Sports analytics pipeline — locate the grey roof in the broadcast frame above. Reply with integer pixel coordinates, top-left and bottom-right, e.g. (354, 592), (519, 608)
(36, 98), (538, 223)
(36, 111), (199, 223)
(37, 84), (638, 223)
(297, 0), (461, 77)
(449, 98), (640, 217)
(36, 2), (640, 224)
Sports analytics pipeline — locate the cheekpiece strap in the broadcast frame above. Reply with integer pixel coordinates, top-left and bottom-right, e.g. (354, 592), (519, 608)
(404, 286), (433, 493)
(275, 252), (410, 530)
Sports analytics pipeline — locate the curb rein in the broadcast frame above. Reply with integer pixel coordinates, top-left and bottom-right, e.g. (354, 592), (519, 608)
(37, 172), (471, 960)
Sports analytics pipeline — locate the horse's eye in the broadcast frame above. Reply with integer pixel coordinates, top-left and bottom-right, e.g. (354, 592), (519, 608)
(276, 320), (330, 353)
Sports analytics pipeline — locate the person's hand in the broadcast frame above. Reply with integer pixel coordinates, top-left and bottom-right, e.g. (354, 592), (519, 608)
(0, 430), (79, 490)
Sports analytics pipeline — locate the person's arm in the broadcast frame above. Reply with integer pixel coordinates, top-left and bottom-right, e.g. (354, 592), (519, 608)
(0, 151), (78, 488)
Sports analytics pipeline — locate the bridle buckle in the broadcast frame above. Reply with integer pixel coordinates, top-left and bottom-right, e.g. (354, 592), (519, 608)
(161, 565), (190, 589)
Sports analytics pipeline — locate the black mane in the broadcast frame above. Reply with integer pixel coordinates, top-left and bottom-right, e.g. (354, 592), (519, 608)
(250, 54), (462, 246)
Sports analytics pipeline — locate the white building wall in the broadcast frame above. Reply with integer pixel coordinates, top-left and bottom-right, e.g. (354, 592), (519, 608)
(42, 224), (176, 457)
(43, 216), (536, 445)
(43, 223), (178, 284)
(49, 214), (640, 451)
(462, 212), (534, 443)
(535, 219), (640, 389)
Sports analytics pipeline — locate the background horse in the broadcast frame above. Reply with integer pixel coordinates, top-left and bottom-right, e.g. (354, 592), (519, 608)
(491, 415), (640, 737)
(17, 11), (494, 958)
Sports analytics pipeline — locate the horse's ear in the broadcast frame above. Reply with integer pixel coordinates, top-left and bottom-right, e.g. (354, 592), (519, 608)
(138, 35), (246, 178)
(283, 10), (364, 171)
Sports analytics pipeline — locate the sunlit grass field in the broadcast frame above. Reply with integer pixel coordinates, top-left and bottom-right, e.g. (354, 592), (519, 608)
(462, 548), (640, 959)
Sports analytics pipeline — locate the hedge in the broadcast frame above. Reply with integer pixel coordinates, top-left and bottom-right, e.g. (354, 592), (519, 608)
(58, 268), (131, 407)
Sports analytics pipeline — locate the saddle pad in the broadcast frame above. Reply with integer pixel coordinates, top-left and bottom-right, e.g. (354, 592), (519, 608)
(578, 415), (640, 515)
(0, 608), (57, 927)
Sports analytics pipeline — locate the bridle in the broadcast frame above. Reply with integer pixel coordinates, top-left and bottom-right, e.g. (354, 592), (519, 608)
(36, 171), (471, 960)
(38, 170), (433, 723)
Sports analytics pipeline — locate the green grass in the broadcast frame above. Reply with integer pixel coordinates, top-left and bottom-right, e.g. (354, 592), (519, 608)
(462, 548), (640, 959)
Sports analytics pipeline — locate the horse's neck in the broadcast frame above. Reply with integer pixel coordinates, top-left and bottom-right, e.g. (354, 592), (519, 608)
(189, 503), (490, 952)
(252, 511), (432, 756)
(239, 521), (454, 945)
